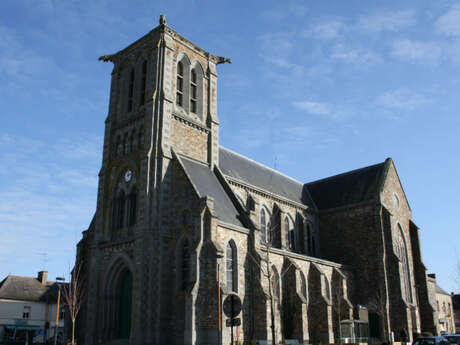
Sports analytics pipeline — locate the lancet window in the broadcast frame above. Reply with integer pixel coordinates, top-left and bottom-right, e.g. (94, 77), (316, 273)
(140, 60), (147, 105)
(226, 240), (237, 292)
(176, 61), (184, 107)
(127, 68), (134, 112)
(260, 208), (267, 243)
(396, 224), (412, 303)
(182, 239), (191, 291)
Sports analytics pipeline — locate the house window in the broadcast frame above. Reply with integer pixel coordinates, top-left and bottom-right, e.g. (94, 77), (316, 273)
(226, 241), (237, 292)
(443, 302), (446, 313)
(260, 208), (267, 243)
(127, 68), (135, 112)
(140, 60), (147, 105)
(176, 61), (184, 106)
(190, 69), (197, 113)
(23, 306), (31, 319)
(182, 239), (190, 290)
(437, 301), (440, 311)
(60, 307), (65, 320)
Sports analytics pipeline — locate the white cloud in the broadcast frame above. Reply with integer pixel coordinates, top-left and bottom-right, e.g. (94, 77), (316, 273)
(294, 100), (331, 116)
(357, 9), (416, 33)
(435, 4), (460, 37)
(259, 3), (308, 22)
(391, 39), (442, 64)
(375, 88), (430, 111)
(302, 19), (345, 40)
(331, 44), (382, 65)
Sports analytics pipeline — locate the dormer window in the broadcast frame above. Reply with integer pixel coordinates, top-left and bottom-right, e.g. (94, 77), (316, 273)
(176, 62), (184, 107)
(190, 69), (197, 113)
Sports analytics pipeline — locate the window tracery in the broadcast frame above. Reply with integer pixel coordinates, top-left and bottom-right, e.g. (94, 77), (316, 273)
(112, 170), (137, 235)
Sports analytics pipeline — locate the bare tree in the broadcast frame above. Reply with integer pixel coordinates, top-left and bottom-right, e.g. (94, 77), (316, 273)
(61, 263), (85, 345)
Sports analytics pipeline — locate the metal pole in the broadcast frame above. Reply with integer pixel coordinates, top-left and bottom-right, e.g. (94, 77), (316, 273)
(218, 263), (222, 345)
(54, 287), (61, 345)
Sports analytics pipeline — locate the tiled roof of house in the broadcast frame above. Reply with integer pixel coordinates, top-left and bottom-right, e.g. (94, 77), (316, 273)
(436, 283), (451, 296)
(0, 275), (61, 302)
(305, 160), (389, 210)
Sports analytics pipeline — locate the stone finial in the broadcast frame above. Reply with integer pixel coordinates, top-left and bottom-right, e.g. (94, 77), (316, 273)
(159, 14), (166, 26)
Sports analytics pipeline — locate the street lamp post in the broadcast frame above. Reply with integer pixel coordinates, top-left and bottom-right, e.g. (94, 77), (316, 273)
(54, 277), (65, 345)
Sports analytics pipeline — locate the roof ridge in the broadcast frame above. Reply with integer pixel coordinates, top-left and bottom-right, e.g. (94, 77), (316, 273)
(307, 161), (385, 185)
(220, 146), (304, 186)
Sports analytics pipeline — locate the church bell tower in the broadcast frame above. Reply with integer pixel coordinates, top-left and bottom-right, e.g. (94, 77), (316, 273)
(78, 15), (231, 345)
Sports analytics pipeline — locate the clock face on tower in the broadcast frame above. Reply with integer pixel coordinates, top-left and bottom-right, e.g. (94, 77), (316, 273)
(124, 170), (132, 182)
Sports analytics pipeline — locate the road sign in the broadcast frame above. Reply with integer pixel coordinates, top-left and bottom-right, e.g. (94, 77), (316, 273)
(226, 318), (241, 327)
(223, 294), (242, 318)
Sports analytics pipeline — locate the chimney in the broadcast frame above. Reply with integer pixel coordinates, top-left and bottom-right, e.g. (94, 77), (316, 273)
(37, 271), (48, 285)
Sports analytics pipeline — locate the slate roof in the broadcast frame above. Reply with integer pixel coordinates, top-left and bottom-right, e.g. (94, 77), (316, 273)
(306, 160), (388, 210)
(436, 284), (451, 296)
(0, 275), (62, 302)
(179, 154), (244, 227)
(219, 147), (315, 207)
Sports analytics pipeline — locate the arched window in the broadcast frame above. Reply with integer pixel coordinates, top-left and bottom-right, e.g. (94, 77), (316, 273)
(182, 210), (191, 228)
(122, 134), (128, 155)
(140, 60), (147, 105)
(285, 217), (294, 250)
(190, 69), (197, 113)
(260, 208), (267, 243)
(176, 61), (184, 106)
(137, 126), (144, 150)
(226, 241), (237, 292)
(116, 136), (122, 157)
(271, 266), (280, 299)
(300, 271), (307, 299)
(306, 224), (312, 254)
(114, 191), (125, 229)
(437, 301), (440, 311)
(130, 130), (136, 152)
(443, 302), (446, 313)
(127, 189), (136, 226)
(127, 68), (135, 112)
(182, 239), (190, 291)
(396, 224), (412, 303)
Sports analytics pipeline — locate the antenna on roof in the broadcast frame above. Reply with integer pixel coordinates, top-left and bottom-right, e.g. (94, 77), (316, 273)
(37, 252), (48, 270)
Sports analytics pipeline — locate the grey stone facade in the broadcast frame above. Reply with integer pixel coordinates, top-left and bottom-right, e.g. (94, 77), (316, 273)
(75, 16), (438, 345)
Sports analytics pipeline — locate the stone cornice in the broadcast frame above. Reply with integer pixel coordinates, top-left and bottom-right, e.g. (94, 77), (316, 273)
(172, 113), (210, 134)
(262, 247), (351, 270)
(224, 175), (309, 211)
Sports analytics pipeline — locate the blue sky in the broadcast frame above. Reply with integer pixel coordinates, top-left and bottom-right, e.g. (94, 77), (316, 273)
(0, 0), (459, 292)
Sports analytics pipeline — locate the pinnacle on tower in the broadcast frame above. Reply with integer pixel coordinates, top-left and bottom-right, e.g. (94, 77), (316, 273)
(159, 14), (166, 26)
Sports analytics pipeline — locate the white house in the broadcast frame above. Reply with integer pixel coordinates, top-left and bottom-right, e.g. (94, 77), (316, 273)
(0, 271), (67, 344)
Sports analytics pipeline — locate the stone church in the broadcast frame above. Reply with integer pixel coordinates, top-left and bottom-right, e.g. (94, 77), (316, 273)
(76, 15), (439, 345)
